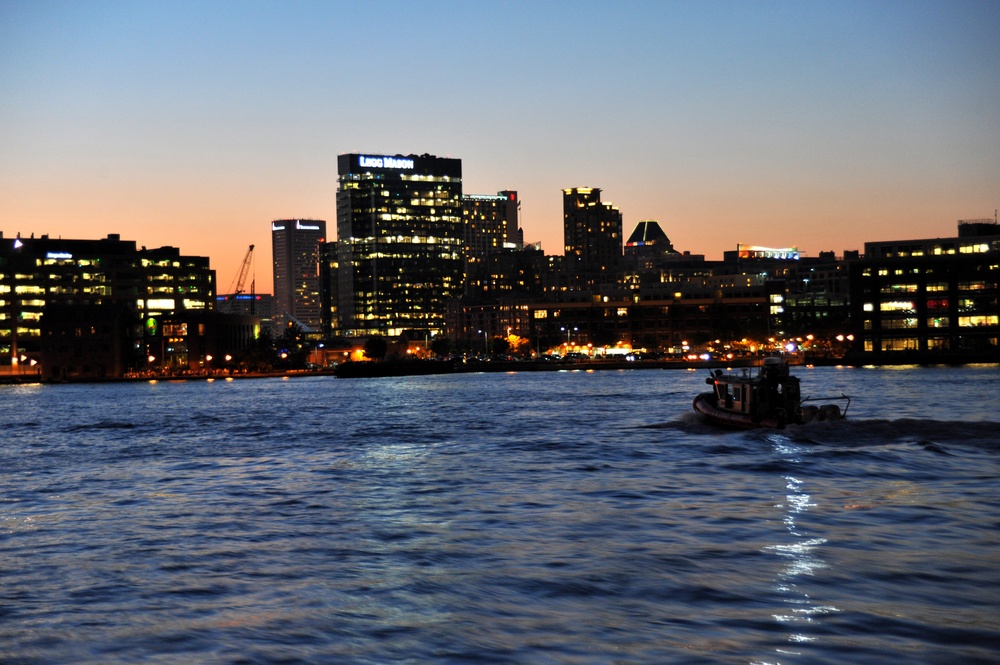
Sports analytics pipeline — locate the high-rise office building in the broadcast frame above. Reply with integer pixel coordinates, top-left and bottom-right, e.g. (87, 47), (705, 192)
(563, 187), (623, 286)
(336, 153), (463, 338)
(271, 219), (326, 334)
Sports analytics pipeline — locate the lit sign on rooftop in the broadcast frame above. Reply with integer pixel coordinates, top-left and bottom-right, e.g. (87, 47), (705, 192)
(738, 244), (800, 260)
(465, 194), (508, 202)
(46, 252), (73, 260)
(359, 155), (415, 170)
(273, 221), (322, 232)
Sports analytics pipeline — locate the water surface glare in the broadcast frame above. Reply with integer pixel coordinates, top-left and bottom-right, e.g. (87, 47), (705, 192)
(2, 366), (999, 663)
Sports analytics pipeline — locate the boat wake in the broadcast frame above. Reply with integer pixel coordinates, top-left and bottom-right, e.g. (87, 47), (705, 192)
(637, 411), (719, 433)
(781, 418), (1000, 451)
(675, 412), (1000, 454)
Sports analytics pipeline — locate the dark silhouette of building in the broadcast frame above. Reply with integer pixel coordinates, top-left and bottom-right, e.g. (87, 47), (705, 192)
(624, 219), (679, 269)
(319, 241), (339, 338)
(271, 219), (326, 335)
(215, 293), (273, 331)
(563, 187), (623, 288)
(40, 303), (139, 381)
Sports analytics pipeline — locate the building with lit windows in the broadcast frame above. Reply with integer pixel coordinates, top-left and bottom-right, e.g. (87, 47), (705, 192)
(563, 187), (623, 287)
(848, 220), (1000, 360)
(462, 191), (521, 267)
(774, 252), (855, 340)
(335, 153), (463, 338)
(319, 241), (340, 338)
(0, 232), (221, 376)
(271, 219), (326, 335)
(527, 294), (769, 355)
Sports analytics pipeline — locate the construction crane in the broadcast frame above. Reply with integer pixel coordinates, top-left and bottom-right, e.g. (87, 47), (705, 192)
(219, 245), (255, 313)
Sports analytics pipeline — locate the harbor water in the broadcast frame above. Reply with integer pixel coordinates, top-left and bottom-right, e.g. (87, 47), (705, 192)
(2, 365), (999, 664)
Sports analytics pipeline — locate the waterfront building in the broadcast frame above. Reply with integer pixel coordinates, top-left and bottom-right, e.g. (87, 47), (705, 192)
(849, 220), (1000, 360)
(335, 153), (463, 338)
(774, 253), (854, 340)
(39, 303), (138, 381)
(0, 233), (216, 372)
(271, 219), (326, 335)
(528, 293), (768, 355)
(40, 305), (258, 380)
(563, 187), (624, 288)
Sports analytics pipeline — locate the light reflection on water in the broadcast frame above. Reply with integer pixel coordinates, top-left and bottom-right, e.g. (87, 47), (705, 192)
(0, 365), (998, 663)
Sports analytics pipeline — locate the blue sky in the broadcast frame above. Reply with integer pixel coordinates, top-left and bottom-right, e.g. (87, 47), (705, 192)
(2, 1), (998, 290)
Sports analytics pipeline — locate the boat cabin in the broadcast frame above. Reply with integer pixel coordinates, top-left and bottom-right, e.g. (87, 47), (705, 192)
(706, 357), (802, 425)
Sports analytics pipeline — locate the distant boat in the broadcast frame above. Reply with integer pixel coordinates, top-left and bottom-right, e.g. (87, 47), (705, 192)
(693, 357), (850, 429)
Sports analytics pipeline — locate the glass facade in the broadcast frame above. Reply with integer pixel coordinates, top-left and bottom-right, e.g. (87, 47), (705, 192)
(336, 154), (463, 337)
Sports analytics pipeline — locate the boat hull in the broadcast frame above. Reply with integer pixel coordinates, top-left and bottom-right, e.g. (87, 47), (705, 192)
(692, 392), (788, 429)
(692, 393), (843, 429)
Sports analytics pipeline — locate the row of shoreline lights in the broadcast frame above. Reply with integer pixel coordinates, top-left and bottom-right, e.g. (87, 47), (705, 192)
(147, 354), (234, 365)
(781, 334), (855, 353)
(11, 354), (38, 371)
(550, 333), (856, 358)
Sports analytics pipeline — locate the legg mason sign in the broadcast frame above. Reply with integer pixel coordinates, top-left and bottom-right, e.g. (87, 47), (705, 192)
(359, 155), (415, 170)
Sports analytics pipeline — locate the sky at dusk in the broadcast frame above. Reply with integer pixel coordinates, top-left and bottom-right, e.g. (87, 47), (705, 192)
(2, 1), (998, 293)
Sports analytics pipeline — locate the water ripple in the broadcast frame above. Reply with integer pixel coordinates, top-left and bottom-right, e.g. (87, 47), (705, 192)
(0, 368), (998, 663)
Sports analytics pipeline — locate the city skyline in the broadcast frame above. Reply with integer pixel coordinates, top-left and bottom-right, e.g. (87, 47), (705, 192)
(2, 1), (998, 293)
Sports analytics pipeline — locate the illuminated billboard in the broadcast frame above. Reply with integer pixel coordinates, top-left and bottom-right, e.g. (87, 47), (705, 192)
(737, 244), (800, 260)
